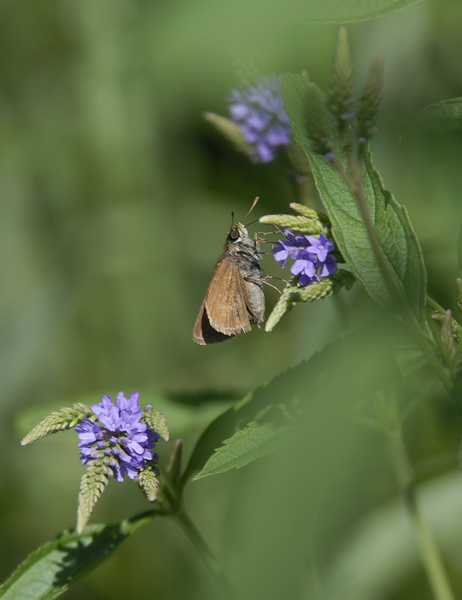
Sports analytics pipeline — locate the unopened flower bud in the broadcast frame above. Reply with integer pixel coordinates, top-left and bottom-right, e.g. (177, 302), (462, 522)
(305, 83), (334, 158)
(356, 54), (383, 144)
(326, 27), (355, 130)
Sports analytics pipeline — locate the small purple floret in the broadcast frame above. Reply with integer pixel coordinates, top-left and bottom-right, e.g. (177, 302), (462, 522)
(228, 75), (292, 163)
(272, 229), (337, 287)
(77, 392), (159, 482)
(305, 233), (335, 263)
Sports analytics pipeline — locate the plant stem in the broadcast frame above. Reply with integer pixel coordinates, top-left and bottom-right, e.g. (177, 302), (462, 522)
(338, 161), (454, 395)
(174, 509), (235, 599)
(387, 429), (456, 600)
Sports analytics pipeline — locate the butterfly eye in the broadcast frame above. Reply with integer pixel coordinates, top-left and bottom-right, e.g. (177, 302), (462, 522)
(229, 230), (240, 241)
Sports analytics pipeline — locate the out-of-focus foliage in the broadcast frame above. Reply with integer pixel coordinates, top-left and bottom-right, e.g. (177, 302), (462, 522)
(2, 0), (462, 599)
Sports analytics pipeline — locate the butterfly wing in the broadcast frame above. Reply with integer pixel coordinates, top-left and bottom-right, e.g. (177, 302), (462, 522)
(205, 254), (252, 336)
(193, 299), (236, 345)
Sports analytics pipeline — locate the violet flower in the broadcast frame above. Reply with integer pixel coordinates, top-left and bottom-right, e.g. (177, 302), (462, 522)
(228, 75), (292, 163)
(273, 229), (337, 287)
(76, 392), (159, 482)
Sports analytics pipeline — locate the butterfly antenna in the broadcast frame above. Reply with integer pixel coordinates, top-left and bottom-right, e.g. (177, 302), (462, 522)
(242, 196), (260, 221)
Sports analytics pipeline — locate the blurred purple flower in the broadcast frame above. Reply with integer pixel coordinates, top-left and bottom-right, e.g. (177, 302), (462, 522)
(76, 392), (159, 482)
(228, 75), (292, 163)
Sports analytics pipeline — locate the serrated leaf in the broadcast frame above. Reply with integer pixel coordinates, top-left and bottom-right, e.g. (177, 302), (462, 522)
(282, 74), (426, 322)
(401, 96), (462, 137)
(0, 515), (157, 600)
(393, 344), (427, 377)
(194, 419), (289, 480)
(182, 324), (404, 485)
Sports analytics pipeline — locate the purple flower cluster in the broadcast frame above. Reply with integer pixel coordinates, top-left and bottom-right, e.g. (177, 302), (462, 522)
(273, 230), (337, 286)
(75, 392), (158, 482)
(228, 75), (292, 163)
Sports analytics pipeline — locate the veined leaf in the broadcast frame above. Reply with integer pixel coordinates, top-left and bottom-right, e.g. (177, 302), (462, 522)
(282, 74), (426, 322)
(401, 96), (462, 136)
(194, 416), (290, 481)
(182, 324), (405, 485)
(0, 514), (156, 600)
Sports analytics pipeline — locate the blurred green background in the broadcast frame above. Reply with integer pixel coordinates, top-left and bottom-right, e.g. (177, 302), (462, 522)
(2, 0), (462, 598)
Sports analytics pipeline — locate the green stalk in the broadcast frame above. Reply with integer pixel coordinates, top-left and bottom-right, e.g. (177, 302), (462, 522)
(174, 509), (235, 599)
(338, 160), (453, 394)
(387, 429), (455, 600)
(158, 481), (234, 598)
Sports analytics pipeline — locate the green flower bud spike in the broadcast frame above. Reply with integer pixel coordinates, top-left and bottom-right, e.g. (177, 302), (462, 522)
(137, 466), (161, 502)
(21, 403), (95, 446)
(356, 54), (384, 146)
(305, 83), (334, 158)
(77, 459), (113, 533)
(143, 408), (170, 441)
(259, 203), (331, 238)
(326, 27), (355, 133)
(441, 309), (456, 360)
(455, 278), (462, 315)
(203, 112), (255, 158)
(266, 270), (355, 332)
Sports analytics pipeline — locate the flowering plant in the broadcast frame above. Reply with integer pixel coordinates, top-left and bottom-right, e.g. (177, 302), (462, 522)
(22, 392), (169, 532)
(6, 18), (462, 600)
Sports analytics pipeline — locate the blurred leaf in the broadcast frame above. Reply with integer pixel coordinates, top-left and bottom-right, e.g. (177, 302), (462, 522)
(0, 515), (156, 600)
(183, 324), (404, 485)
(322, 471), (462, 600)
(393, 344), (427, 376)
(15, 392), (234, 442)
(401, 96), (462, 136)
(194, 412), (290, 480)
(297, 0), (423, 23)
(282, 74), (427, 322)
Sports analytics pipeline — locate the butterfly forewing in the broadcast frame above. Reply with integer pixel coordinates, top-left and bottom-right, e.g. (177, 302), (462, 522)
(193, 220), (265, 345)
(205, 255), (252, 335)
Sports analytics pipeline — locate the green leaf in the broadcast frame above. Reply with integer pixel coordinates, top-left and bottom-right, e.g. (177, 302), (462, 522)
(393, 344), (427, 377)
(282, 74), (427, 322)
(0, 515), (156, 600)
(194, 415), (290, 481)
(183, 324), (404, 484)
(295, 0), (423, 24)
(458, 220), (462, 273)
(401, 96), (462, 136)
